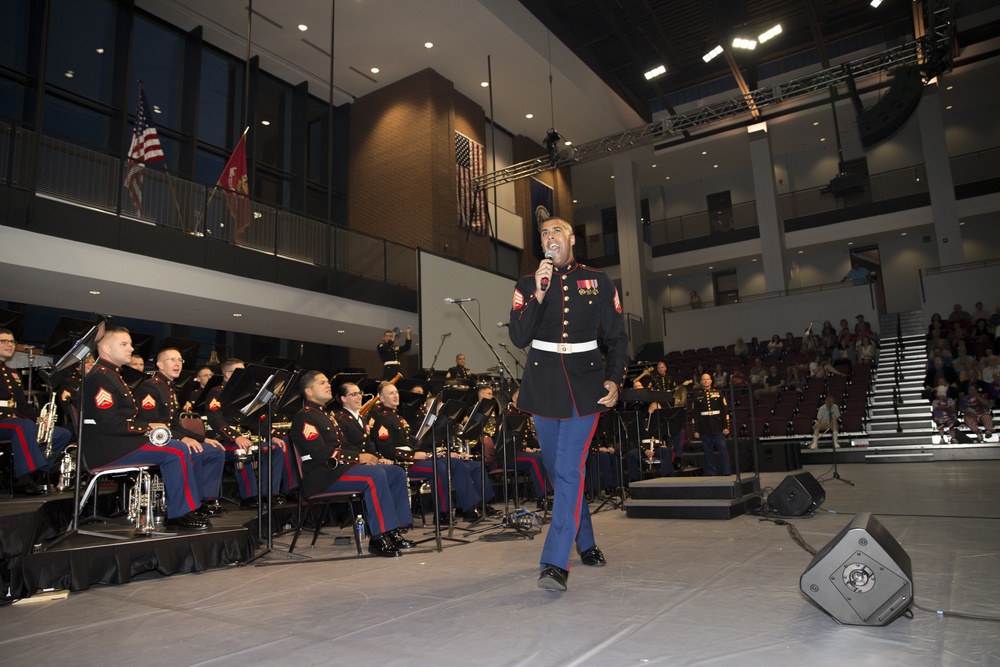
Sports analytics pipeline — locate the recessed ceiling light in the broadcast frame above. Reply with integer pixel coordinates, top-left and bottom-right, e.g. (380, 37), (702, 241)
(424, 42), (434, 49)
(946, 85), (953, 90)
(870, 0), (883, 7)
(95, 48), (104, 54)
(370, 67), (379, 74)
(64, 70), (74, 78)
(820, 137), (826, 142)
(798, 250), (804, 254)
(901, 232), (907, 236)
(572, 199), (578, 203)
(959, 221), (965, 226)
(610, 175), (615, 179)
(667, 273), (673, 277)
(152, 105), (162, 114)
(945, 105), (952, 110)
(708, 266), (714, 270)
(751, 258), (757, 262)
(713, 164), (718, 168)
(89, 290), (101, 295)
(233, 313), (243, 317)
(665, 176), (670, 180)
(298, 24), (308, 31)
(701, 151), (707, 155)
(525, 113), (533, 119)
(848, 241), (854, 245)
(564, 140), (572, 146)
(651, 164), (657, 168)
(481, 81), (489, 87)
(813, 121), (819, 126)
(261, 120), (270, 126)
(337, 330), (346, 334)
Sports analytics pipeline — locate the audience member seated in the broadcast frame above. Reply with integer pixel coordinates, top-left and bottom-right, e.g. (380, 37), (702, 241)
(927, 333), (952, 361)
(928, 313), (944, 336)
(857, 337), (877, 365)
(766, 334), (783, 358)
(951, 342), (977, 378)
(959, 385), (994, 443)
(808, 396), (841, 449)
(748, 357), (768, 385)
(971, 302), (990, 326)
(754, 365), (785, 399)
(809, 355), (845, 380)
(989, 306), (1000, 333)
(922, 356), (959, 401)
(931, 385), (960, 444)
(785, 366), (807, 394)
(712, 363), (728, 388)
(782, 332), (797, 355)
(958, 368), (988, 399)
(981, 351), (999, 384)
(949, 303), (971, 323)
(832, 340), (855, 368)
(733, 337), (750, 362)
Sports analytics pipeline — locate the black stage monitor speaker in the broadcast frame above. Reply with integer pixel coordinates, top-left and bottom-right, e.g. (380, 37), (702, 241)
(800, 512), (913, 626)
(769, 472), (824, 516)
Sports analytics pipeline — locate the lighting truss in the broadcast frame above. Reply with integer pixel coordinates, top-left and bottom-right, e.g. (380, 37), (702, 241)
(474, 4), (952, 193)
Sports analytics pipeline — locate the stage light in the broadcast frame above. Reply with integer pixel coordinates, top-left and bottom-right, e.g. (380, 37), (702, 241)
(543, 128), (562, 164)
(733, 38), (757, 50)
(703, 45), (723, 63)
(870, 0), (883, 7)
(644, 64), (666, 80)
(758, 24), (782, 43)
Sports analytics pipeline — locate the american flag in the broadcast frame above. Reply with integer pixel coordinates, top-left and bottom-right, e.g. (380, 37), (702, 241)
(123, 87), (164, 216)
(456, 132), (489, 235)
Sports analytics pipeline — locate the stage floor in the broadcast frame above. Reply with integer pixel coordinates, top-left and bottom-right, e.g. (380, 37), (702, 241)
(3, 462), (1000, 666)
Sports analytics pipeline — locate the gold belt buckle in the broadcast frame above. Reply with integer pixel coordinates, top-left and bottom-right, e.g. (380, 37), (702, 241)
(560, 344), (569, 353)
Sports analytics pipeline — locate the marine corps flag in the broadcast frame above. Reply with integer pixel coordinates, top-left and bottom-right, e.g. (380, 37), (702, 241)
(217, 128), (250, 242)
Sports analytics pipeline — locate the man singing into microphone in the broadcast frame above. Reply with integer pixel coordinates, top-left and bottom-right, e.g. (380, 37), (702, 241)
(508, 216), (629, 592)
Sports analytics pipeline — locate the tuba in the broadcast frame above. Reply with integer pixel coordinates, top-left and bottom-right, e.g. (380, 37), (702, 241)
(37, 392), (59, 457)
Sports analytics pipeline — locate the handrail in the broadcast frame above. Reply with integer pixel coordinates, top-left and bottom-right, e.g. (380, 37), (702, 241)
(891, 314), (903, 434)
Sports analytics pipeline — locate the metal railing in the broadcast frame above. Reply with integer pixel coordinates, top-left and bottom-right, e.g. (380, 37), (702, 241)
(2, 121), (418, 291)
(647, 200), (758, 245)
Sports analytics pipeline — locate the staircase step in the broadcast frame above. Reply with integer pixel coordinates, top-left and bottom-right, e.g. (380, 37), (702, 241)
(625, 495), (759, 520)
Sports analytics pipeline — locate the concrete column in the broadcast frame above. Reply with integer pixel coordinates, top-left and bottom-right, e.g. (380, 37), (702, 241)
(917, 83), (965, 266)
(612, 158), (649, 355)
(748, 125), (787, 293)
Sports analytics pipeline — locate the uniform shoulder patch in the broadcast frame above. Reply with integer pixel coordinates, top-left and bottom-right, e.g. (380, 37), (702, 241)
(301, 423), (319, 440)
(208, 397), (222, 411)
(94, 388), (114, 409)
(512, 287), (525, 311)
(141, 394), (156, 409)
(377, 424), (389, 439)
(613, 287), (622, 313)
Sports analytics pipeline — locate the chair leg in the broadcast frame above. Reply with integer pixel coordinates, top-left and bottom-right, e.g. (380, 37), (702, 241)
(288, 500), (305, 553)
(310, 504), (331, 548)
(347, 499), (363, 556)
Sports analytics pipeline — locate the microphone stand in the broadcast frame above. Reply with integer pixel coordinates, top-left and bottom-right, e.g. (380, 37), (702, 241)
(429, 333), (449, 374)
(498, 342), (523, 377)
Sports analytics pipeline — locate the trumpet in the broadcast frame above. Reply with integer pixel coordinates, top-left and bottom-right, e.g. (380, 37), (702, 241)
(127, 469), (166, 534)
(57, 444), (77, 492)
(38, 392), (58, 457)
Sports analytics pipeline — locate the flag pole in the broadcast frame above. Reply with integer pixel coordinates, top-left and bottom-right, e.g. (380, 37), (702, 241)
(193, 126), (249, 234)
(160, 163), (188, 232)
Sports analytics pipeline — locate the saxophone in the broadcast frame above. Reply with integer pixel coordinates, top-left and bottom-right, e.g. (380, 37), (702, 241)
(38, 392), (58, 457)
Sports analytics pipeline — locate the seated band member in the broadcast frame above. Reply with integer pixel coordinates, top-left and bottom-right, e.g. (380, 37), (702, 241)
(507, 389), (550, 505)
(377, 326), (412, 380)
(134, 348), (226, 516)
(83, 326), (209, 530)
(183, 365), (215, 412)
(126, 353), (146, 372)
(445, 354), (473, 383)
(291, 371), (413, 557)
(369, 381), (495, 522)
(0, 328), (73, 495)
(203, 358), (295, 508)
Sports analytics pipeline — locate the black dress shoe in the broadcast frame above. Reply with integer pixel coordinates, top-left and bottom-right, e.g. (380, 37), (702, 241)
(389, 529), (416, 549)
(463, 507), (483, 522)
(367, 534), (401, 558)
(166, 512), (211, 531)
(437, 512), (453, 525)
(270, 494), (286, 505)
(579, 545), (607, 567)
(538, 564), (569, 591)
(239, 497), (259, 510)
(482, 504), (502, 518)
(201, 500), (224, 515)
(14, 475), (46, 497)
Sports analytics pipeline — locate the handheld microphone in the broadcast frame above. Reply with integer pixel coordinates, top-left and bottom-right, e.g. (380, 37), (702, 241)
(444, 298), (475, 304)
(540, 251), (554, 292)
(497, 322), (509, 328)
(804, 320), (815, 337)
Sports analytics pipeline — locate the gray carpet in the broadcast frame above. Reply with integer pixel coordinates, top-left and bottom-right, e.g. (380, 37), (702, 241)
(3, 462), (999, 666)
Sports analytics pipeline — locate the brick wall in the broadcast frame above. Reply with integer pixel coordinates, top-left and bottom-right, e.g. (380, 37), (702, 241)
(511, 135), (574, 276)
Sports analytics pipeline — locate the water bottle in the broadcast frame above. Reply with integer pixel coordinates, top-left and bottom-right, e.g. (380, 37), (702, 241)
(354, 514), (366, 542)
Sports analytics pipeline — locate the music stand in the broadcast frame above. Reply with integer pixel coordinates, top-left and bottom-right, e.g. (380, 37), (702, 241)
(235, 365), (292, 564)
(118, 365), (149, 392)
(456, 398), (499, 531)
(42, 318), (112, 550)
(411, 398), (471, 550)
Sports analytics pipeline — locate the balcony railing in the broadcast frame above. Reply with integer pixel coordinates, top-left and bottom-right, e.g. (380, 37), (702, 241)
(1, 122), (417, 291)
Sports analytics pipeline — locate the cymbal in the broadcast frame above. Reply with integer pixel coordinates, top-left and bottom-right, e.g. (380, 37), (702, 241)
(485, 366), (500, 372)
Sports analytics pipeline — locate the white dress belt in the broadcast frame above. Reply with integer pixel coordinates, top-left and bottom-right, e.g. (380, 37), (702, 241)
(383, 360), (401, 366)
(700, 410), (721, 415)
(531, 339), (598, 354)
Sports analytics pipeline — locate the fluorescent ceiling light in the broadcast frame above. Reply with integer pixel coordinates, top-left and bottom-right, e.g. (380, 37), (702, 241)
(870, 0), (883, 7)
(703, 45), (723, 63)
(732, 38), (757, 50)
(644, 65), (666, 80)
(758, 24), (782, 43)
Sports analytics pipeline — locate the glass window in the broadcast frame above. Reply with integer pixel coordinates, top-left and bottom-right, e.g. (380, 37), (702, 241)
(0, 78), (25, 124)
(42, 93), (111, 149)
(255, 168), (290, 209)
(129, 15), (185, 132)
(306, 98), (328, 183)
(196, 148), (226, 187)
(199, 47), (243, 150)
(255, 73), (289, 171)
(46, 0), (119, 104)
(305, 186), (329, 221)
(0, 0), (30, 73)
